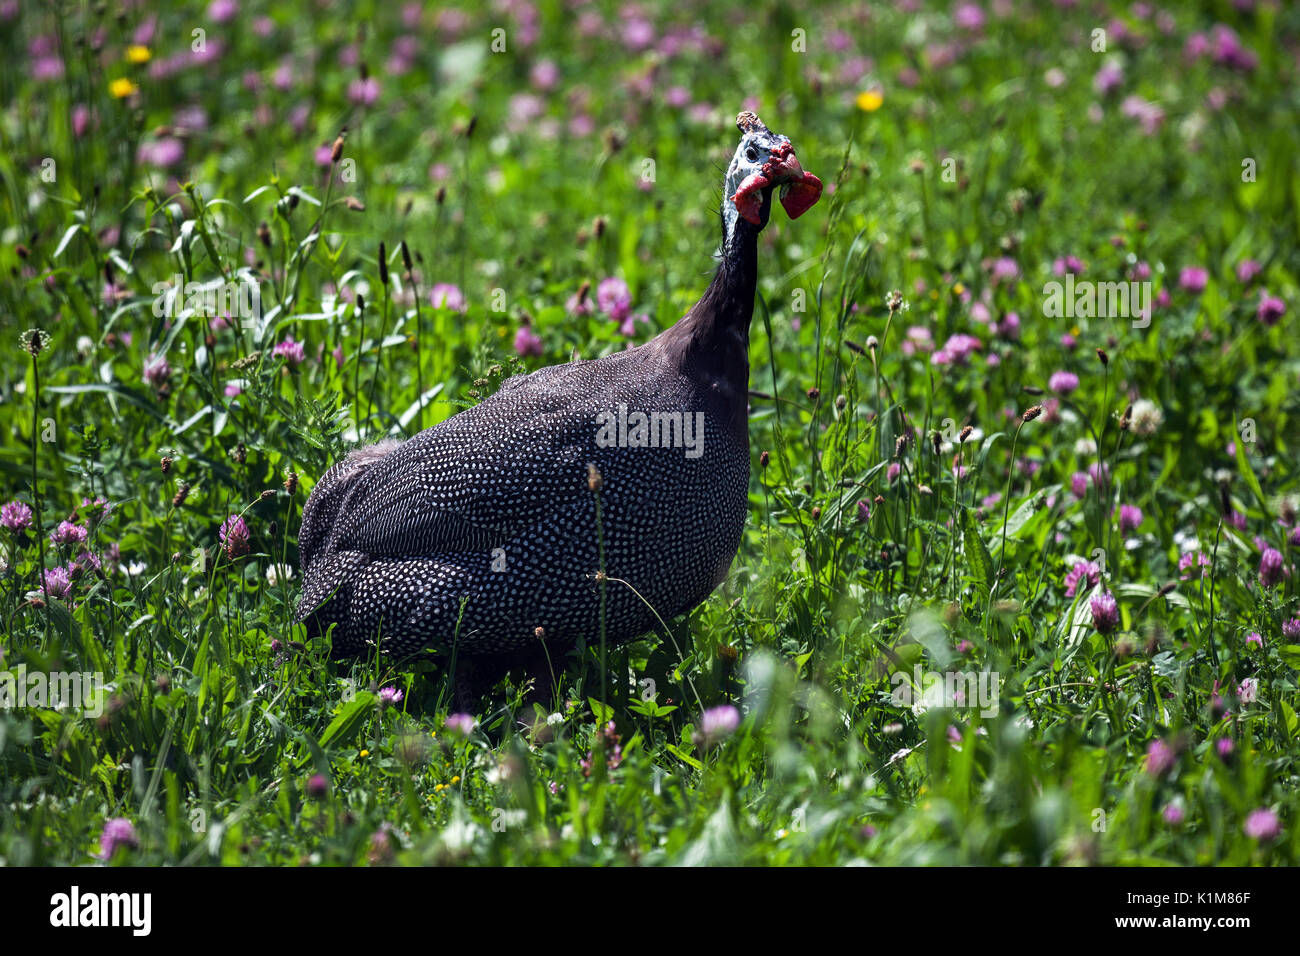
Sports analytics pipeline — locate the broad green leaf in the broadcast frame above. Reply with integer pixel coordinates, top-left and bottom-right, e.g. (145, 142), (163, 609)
(318, 691), (376, 750)
(963, 507), (993, 597)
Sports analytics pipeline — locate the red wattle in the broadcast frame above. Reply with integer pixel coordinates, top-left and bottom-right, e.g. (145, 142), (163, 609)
(731, 172), (770, 225)
(779, 172), (823, 220)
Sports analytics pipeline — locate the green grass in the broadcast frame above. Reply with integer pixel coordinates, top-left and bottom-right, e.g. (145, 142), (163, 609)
(0, 0), (1298, 865)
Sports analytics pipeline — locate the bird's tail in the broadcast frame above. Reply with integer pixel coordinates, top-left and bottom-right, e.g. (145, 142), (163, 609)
(296, 437), (405, 624)
(295, 550), (370, 630)
(298, 438), (404, 571)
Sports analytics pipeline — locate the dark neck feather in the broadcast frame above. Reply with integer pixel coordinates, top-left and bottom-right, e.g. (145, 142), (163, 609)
(653, 197), (766, 439)
(695, 219), (759, 340)
(662, 210), (761, 351)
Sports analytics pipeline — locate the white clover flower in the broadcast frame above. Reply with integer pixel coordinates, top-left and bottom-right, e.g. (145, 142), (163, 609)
(266, 563), (294, 587)
(1074, 437), (1097, 456)
(440, 818), (482, 852)
(1173, 528), (1201, 553)
(1130, 398), (1163, 436)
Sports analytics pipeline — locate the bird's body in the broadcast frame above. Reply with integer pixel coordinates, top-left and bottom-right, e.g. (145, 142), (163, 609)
(297, 342), (749, 660)
(296, 112), (820, 699)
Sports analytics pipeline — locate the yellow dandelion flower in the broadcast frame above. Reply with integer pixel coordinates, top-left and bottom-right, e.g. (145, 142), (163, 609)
(359, 749), (369, 758)
(856, 89), (884, 112)
(450, 775), (460, 784)
(109, 78), (138, 99)
(952, 282), (966, 296)
(126, 45), (151, 64)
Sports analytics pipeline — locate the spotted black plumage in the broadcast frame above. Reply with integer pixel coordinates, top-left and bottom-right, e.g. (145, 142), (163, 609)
(296, 112), (819, 698)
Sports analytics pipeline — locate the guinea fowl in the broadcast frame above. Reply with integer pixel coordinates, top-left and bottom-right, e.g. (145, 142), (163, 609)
(296, 111), (822, 701)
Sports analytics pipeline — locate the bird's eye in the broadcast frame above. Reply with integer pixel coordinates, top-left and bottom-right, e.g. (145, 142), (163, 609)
(746, 147), (759, 162)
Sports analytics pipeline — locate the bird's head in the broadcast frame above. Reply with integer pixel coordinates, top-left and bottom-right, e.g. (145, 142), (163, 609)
(722, 111), (823, 238)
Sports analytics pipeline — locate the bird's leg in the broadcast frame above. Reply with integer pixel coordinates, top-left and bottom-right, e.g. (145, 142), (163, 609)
(512, 645), (560, 737)
(451, 660), (478, 715)
(522, 648), (557, 712)
(452, 655), (519, 714)
(452, 657), (502, 714)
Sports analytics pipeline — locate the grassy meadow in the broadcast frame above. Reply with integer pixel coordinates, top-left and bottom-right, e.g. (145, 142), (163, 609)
(1, 0), (1298, 866)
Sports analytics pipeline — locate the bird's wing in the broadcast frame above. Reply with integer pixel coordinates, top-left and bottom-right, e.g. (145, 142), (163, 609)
(335, 414), (591, 557)
(329, 352), (673, 558)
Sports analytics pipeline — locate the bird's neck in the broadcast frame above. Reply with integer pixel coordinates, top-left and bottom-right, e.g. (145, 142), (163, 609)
(704, 219), (760, 337)
(667, 217), (758, 361)
(655, 214), (760, 439)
